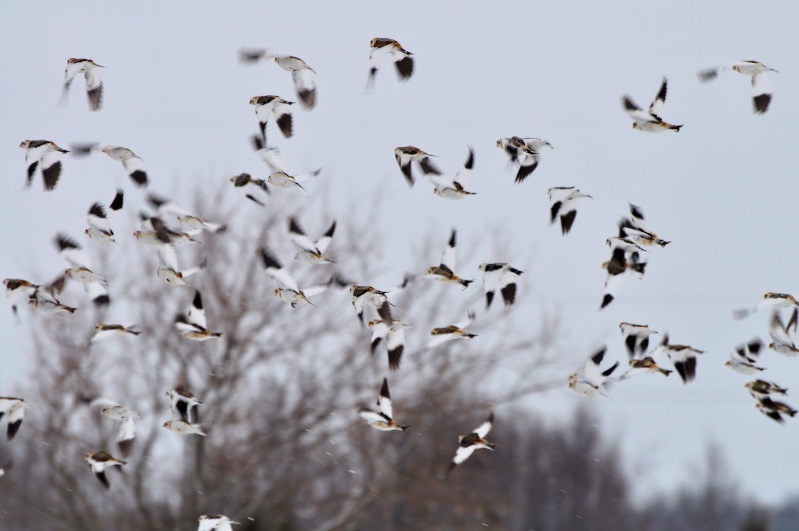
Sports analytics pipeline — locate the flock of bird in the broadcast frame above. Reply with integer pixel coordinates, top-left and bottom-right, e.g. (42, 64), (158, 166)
(1, 37), (794, 528)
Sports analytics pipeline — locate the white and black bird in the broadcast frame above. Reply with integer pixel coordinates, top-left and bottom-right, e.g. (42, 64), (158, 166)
(84, 451), (125, 489)
(163, 420), (206, 436)
(618, 204), (670, 247)
(425, 310), (477, 352)
(477, 263), (522, 309)
(568, 346), (619, 398)
(259, 247), (327, 308)
(85, 189), (124, 244)
(427, 229), (473, 289)
(428, 148), (476, 199)
(725, 338), (766, 374)
(548, 187), (592, 235)
(100, 145), (148, 187)
(240, 49), (317, 109)
(449, 411), (495, 471)
(350, 285), (393, 325)
(359, 378), (408, 431)
(697, 61), (778, 114)
(657, 335), (705, 384)
(250, 95), (294, 141)
(619, 356), (672, 380)
(755, 396), (797, 424)
(394, 146), (441, 187)
(496, 136), (553, 183)
(289, 217), (336, 265)
(619, 322), (659, 358)
(19, 140), (69, 191)
(5, 277), (67, 317)
(769, 309), (798, 356)
(745, 379), (788, 400)
(622, 77), (683, 132)
(268, 171), (315, 196)
(230, 172), (270, 206)
(175, 291), (222, 341)
(91, 324), (141, 343)
(60, 58), (103, 111)
(0, 398), (27, 441)
(367, 38), (414, 88)
(734, 293), (799, 321)
(55, 234), (110, 306)
(367, 319), (410, 371)
(600, 244), (647, 309)
(166, 388), (203, 424)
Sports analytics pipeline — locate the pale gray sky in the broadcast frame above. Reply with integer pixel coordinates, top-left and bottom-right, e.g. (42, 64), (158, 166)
(2, 1), (798, 505)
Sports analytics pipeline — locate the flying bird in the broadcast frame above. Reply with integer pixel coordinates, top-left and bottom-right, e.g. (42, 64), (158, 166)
(697, 61), (778, 114)
(769, 309), (798, 356)
(600, 244), (647, 309)
(175, 291), (222, 341)
(367, 319), (410, 371)
(350, 285), (393, 325)
(618, 204), (670, 247)
(450, 411), (495, 470)
(477, 263), (523, 309)
(496, 136), (553, 183)
(100, 405), (139, 457)
(755, 396), (797, 424)
(428, 148), (476, 199)
(163, 420), (206, 436)
(166, 388), (203, 425)
(548, 187), (592, 235)
(394, 146), (441, 187)
(622, 77), (682, 132)
(725, 338), (766, 374)
(568, 346), (619, 398)
(367, 38), (414, 88)
(619, 322), (659, 358)
(84, 451), (125, 489)
(289, 217), (336, 264)
(91, 324), (141, 343)
(745, 379), (788, 400)
(19, 140), (69, 191)
(426, 229), (473, 289)
(268, 171), (313, 196)
(657, 335), (705, 384)
(230, 173), (270, 206)
(85, 189), (124, 244)
(425, 310), (477, 352)
(619, 356), (672, 380)
(359, 378), (408, 431)
(734, 293), (799, 321)
(0, 398), (27, 441)
(250, 95), (294, 141)
(4, 276), (66, 317)
(60, 58), (103, 111)
(55, 234), (110, 305)
(240, 49), (317, 109)
(258, 247), (327, 308)
(100, 145), (148, 187)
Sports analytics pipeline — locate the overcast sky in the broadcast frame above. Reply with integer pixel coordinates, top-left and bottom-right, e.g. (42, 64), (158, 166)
(2, 1), (799, 505)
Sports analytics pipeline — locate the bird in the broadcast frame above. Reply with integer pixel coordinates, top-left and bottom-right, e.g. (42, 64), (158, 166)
(163, 420), (206, 436)
(258, 247), (326, 308)
(622, 77), (683, 132)
(165, 388), (203, 424)
(657, 335), (705, 384)
(85, 189), (124, 244)
(100, 406), (139, 458)
(769, 309), (798, 356)
(57, 235), (110, 299)
(427, 148), (477, 199)
(250, 95), (294, 141)
(84, 451), (125, 489)
(91, 324), (141, 343)
(240, 49), (317, 109)
(496, 137), (553, 183)
(618, 204), (670, 247)
(619, 356), (672, 380)
(568, 346), (619, 398)
(619, 322), (660, 358)
(697, 61), (778, 114)
(425, 310), (477, 352)
(755, 396), (797, 424)
(198, 514), (239, 531)
(289, 217), (336, 264)
(359, 378), (408, 431)
(4, 277), (65, 317)
(725, 339), (766, 374)
(548, 187), (592, 235)
(99, 145), (148, 187)
(175, 291), (222, 341)
(268, 171), (315, 196)
(450, 411), (495, 470)
(0, 397), (27, 440)
(367, 38), (414, 88)
(745, 379), (788, 400)
(477, 263), (523, 309)
(59, 58), (103, 111)
(426, 229), (473, 289)
(26, 278), (76, 314)
(230, 173), (270, 206)
(735, 293), (799, 321)
(394, 146), (441, 187)
(350, 285), (393, 325)
(19, 140), (69, 191)
(600, 244), (647, 309)
(367, 319), (410, 371)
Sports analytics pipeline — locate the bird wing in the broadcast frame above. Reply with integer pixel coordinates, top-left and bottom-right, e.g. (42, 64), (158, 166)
(751, 72), (773, 114)
(376, 378), (393, 418)
(453, 148), (474, 187)
(292, 69), (316, 109)
(315, 221), (336, 254)
(474, 412), (493, 438)
(121, 156), (148, 187)
(187, 291), (207, 329)
(84, 67), (103, 111)
(440, 229), (458, 272)
(289, 217), (319, 253)
(56, 234), (92, 270)
(260, 248), (299, 292)
(697, 65), (727, 82)
(256, 145), (289, 174)
(648, 78), (668, 120)
(116, 417), (136, 457)
(156, 242), (180, 272)
(452, 444), (477, 466)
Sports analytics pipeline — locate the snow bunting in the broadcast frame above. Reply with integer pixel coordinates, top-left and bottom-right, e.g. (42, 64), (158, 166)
(84, 451), (125, 489)
(734, 292), (799, 320)
(394, 146), (441, 187)
(85, 189), (124, 244)
(367, 319), (410, 371)
(259, 247), (326, 308)
(548, 187), (592, 235)
(427, 229), (473, 289)
(174, 291), (222, 341)
(56, 233), (106, 286)
(618, 204), (670, 247)
(163, 420), (206, 436)
(99, 145), (148, 187)
(0, 398), (27, 441)
(496, 136), (553, 183)
(350, 285), (393, 325)
(60, 58), (103, 111)
(568, 346), (619, 398)
(426, 310), (477, 352)
(91, 324), (141, 343)
(600, 245), (647, 309)
(769, 309), (798, 356)
(622, 77), (683, 132)
(268, 171), (312, 196)
(230, 173), (269, 206)
(619, 356), (672, 380)
(477, 263), (523, 309)
(289, 217), (336, 264)
(198, 514), (238, 531)
(166, 388), (203, 424)
(240, 49), (317, 109)
(250, 95), (294, 140)
(619, 322), (659, 358)
(428, 148), (476, 199)
(450, 411), (495, 470)
(745, 379), (788, 400)
(657, 335), (704, 384)
(4, 277), (60, 317)
(19, 140), (69, 191)
(359, 378), (408, 431)
(698, 61), (778, 114)
(756, 396), (797, 424)
(26, 280), (76, 314)
(367, 38), (414, 88)
(725, 338), (765, 374)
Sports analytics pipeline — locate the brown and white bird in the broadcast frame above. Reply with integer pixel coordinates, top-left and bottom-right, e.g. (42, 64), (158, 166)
(175, 291), (222, 341)
(166, 388), (203, 425)
(600, 243), (647, 309)
(697, 61), (778, 114)
(428, 148), (476, 200)
(618, 204), (670, 248)
(359, 378), (408, 431)
(496, 136), (553, 183)
(755, 396), (797, 424)
(91, 324), (141, 343)
(425, 310), (477, 352)
(85, 189), (124, 244)
(622, 77), (683, 132)
(19, 140), (69, 191)
(619, 356), (672, 380)
(84, 451), (125, 489)
(350, 285), (393, 325)
(734, 293), (799, 321)
(230, 173), (270, 207)
(98, 403), (139, 458)
(745, 379), (788, 400)
(259, 247), (327, 308)
(568, 347), (619, 398)
(725, 338), (766, 374)
(656, 335), (704, 384)
(163, 420), (206, 436)
(394, 146), (441, 187)
(450, 411), (495, 471)
(250, 95), (294, 141)
(289, 217), (336, 264)
(477, 263), (523, 309)
(0, 398), (27, 441)
(55, 234), (110, 306)
(548, 187), (592, 235)
(240, 49), (317, 109)
(367, 38), (414, 88)
(427, 229), (473, 289)
(60, 58), (103, 111)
